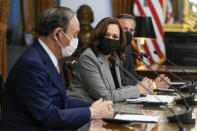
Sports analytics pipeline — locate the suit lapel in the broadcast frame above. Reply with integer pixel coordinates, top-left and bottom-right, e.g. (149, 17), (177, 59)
(33, 41), (66, 106)
(97, 55), (116, 90)
(115, 61), (122, 87)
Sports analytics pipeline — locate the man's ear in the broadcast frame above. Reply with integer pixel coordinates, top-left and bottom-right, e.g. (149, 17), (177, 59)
(53, 28), (62, 41)
(56, 33), (59, 38)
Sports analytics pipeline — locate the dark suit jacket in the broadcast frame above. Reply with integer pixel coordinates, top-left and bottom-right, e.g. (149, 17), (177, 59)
(0, 40), (91, 131)
(121, 44), (143, 86)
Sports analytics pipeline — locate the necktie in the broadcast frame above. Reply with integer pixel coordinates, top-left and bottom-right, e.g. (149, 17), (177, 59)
(56, 65), (60, 74)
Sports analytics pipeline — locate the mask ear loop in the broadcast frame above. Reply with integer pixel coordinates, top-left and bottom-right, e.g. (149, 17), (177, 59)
(56, 32), (62, 48)
(61, 30), (71, 41)
(56, 30), (70, 48)
(57, 38), (68, 57)
(57, 39), (63, 48)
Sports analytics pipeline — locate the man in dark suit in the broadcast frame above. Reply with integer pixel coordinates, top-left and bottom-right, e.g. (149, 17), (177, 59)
(0, 7), (113, 131)
(116, 14), (170, 88)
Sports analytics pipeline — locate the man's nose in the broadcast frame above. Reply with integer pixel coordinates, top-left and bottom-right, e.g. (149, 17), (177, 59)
(108, 36), (114, 39)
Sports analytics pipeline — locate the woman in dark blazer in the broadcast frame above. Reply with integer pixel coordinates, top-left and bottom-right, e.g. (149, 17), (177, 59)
(68, 17), (153, 102)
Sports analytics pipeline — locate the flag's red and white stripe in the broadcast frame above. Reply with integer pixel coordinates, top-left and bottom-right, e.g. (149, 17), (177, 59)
(165, 0), (174, 24)
(133, 0), (166, 66)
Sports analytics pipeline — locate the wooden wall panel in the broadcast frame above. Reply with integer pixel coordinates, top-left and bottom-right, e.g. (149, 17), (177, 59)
(0, 0), (10, 79)
(111, 0), (133, 17)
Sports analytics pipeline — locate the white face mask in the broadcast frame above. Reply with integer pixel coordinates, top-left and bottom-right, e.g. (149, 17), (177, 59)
(57, 30), (78, 57)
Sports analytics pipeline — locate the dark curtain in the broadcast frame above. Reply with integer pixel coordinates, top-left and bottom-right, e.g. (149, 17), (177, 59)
(22, 0), (55, 40)
(36, 0), (55, 37)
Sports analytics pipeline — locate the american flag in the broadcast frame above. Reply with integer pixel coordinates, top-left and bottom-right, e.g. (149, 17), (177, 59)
(165, 0), (174, 24)
(133, 0), (166, 66)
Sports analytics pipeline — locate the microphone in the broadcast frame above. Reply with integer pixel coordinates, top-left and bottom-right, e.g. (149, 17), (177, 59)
(142, 53), (187, 84)
(153, 51), (196, 93)
(153, 51), (193, 81)
(109, 57), (184, 130)
(133, 52), (195, 125)
(142, 53), (196, 105)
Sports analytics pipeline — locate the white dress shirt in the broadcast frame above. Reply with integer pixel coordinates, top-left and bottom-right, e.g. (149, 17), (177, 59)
(38, 39), (58, 68)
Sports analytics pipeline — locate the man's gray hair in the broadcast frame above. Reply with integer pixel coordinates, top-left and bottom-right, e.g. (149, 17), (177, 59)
(38, 7), (75, 36)
(116, 14), (136, 24)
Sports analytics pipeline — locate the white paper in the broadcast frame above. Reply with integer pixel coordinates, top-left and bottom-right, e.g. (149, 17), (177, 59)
(126, 95), (175, 104)
(114, 114), (159, 122)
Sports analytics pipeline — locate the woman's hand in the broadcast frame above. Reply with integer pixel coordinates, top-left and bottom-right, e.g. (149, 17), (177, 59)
(137, 77), (153, 95)
(154, 74), (170, 89)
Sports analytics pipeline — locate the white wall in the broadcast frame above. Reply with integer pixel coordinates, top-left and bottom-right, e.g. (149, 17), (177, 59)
(60, 0), (113, 27)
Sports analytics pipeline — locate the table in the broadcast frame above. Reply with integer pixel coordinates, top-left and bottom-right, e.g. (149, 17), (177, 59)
(76, 65), (197, 131)
(78, 102), (197, 131)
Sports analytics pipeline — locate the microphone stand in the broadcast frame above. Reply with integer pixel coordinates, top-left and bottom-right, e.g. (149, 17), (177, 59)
(132, 53), (195, 125)
(153, 51), (196, 93)
(142, 53), (197, 105)
(109, 57), (185, 131)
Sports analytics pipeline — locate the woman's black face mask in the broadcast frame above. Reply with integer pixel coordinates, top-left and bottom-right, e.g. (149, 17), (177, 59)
(98, 37), (119, 55)
(125, 31), (133, 45)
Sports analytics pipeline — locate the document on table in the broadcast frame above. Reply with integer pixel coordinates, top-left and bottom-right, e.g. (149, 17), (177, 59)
(126, 95), (175, 104)
(114, 114), (159, 123)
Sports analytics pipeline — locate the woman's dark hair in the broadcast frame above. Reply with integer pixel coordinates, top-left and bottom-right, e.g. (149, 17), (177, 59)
(81, 17), (126, 60)
(38, 7), (75, 36)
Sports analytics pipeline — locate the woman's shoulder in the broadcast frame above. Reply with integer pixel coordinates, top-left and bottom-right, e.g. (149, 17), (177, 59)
(81, 48), (94, 56)
(80, 48), (97, 60)
(78, 48), (99, 65)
